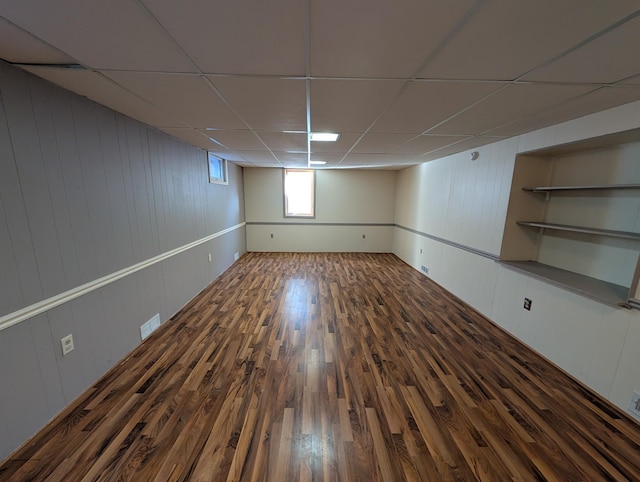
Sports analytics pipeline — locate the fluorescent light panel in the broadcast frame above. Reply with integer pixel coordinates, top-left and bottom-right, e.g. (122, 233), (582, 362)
(309, 160), (326, 165)
(310, 132), (340, 142)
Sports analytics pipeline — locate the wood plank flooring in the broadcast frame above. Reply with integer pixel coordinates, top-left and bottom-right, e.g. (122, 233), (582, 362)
(1, 252), (639, 481)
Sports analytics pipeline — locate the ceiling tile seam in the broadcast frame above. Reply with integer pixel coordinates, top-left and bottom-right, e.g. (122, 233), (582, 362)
(0, 14), (81, 66)
(193, 130), (228, 149)
(335, 0), (486, 166)
(134, 0), (283, 165)
(514, 8), (640, 82)
(133, 0), (202, 74)
(415, 141), (473, 158)
(93, 70), (415, 82)
(333, 82), (411, 166)
(406, 0), (486, 82)
(412, 78), (613, 88)
(613, 74), (640, 86)
(418, 135), (509, 158)
(385, 133), (470, 157)
(200, 76), (284, 165)
(304, 0), (311, 167)
(417, 136), (478, 157)
(476, 85), (617, 137)
(419, 84), (510, 136)
(305, 79), (311, 167)
(87, 70), (192, 129)
(88, 70), (618, 89)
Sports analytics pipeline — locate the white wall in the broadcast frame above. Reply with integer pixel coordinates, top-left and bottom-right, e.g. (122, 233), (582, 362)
(245, 168), (396, 252)
(393, 99), (640, 418)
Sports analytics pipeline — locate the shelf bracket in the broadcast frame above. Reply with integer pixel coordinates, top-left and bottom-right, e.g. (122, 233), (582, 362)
(545, 191), (550, 202)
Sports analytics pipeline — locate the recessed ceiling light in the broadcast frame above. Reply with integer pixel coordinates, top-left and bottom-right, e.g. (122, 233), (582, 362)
(310, 132), (340, 142)
(309, 160), (327, 165)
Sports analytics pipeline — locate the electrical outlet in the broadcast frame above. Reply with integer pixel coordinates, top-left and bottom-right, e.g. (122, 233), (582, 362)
(60, 334), (74, 356)
(234, 252), (240, 261)
(524, 298), (532, 311)
(420, 265), (429, 275)
(629, 391), (640, 417)
(208, 253), (212, 262)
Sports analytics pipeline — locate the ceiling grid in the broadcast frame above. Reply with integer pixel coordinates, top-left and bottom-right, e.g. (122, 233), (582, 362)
(1, 0), (640, 168)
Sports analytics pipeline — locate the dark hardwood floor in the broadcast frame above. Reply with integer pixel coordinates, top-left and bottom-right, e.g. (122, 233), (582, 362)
(1, 252), (639, 481)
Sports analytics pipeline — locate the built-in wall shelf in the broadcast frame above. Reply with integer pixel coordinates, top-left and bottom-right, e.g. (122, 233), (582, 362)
(516, 221), (640, 241)
(499, 261), (630, 307)
(501, 133), (640, 309)
(523, 184), (640, 193)
(522, 184), (640, 202)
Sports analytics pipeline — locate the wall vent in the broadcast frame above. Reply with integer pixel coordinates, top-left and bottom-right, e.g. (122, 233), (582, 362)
(140, 313), (161, 341)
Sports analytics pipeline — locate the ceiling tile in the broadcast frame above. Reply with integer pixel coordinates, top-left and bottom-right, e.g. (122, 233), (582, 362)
(310, 0), (474, 77)
(421, 136), (507, 161)
(0, 17), (76, 64)
(310, 80), (404, 132)
(377, 153), (422, 164)
(5, 2), (640, 170)
(429, 83), (597, 135)
(258, 132), (307, 152)
(341, 153), (384, 164)
(203, 130), (266, 151)
(104, 72), (244, 129)
(210, 77), (306, 131)
(486, 85), (640, 137)
(234, 150), (282, 165)
(351, 133), (416, 153)
(522, 15), (640, 84)
(618, 74), (640, 85)
(419, 1), (640, 80)
(209, 150), (246, 163)
(393, 135), (469, 154)
(274, 151), (308, 162)
(21, 66), (186, 128)
(0, 0), (195, 71)
(371, 81), (502, 134)
(159, 128), (222, 150)
(143, 0), (305, 75)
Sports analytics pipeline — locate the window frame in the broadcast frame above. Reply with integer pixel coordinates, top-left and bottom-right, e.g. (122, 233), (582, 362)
(283, 168), (316, 218)
(208, 152), (228, 185)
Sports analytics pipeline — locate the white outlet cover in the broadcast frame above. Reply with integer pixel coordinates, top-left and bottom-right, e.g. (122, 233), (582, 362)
(60, 334), (74, 356)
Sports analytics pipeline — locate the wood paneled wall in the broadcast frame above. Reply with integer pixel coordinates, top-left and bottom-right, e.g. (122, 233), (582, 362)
(393, 109), (640, 419)
(0, 61), (246, 459)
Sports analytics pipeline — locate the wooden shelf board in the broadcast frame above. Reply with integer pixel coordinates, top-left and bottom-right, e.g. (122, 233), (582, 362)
(523, 184), (640, 192)
(517, 221), (640, 241)
(499, 261), (629, 307)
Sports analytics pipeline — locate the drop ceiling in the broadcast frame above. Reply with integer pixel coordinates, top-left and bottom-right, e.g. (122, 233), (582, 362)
(1, 1), (640, 169)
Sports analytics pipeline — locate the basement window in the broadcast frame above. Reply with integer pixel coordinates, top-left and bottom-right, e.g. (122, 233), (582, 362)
(284, 169), (315, 218)
(208, 152), (228, 185)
